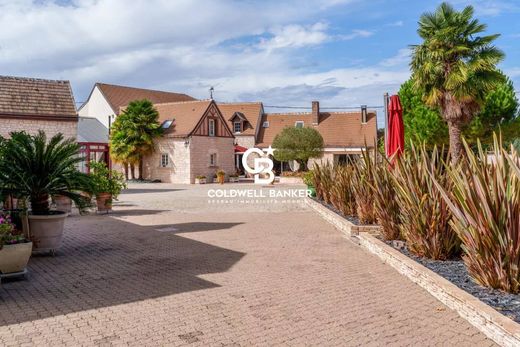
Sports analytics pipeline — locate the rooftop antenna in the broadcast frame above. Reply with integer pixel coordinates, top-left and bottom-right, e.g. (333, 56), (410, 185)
(209, 86), (214, 100)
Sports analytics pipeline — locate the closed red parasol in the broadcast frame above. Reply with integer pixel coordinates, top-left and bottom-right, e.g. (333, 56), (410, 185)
(386, 95), (405, 158)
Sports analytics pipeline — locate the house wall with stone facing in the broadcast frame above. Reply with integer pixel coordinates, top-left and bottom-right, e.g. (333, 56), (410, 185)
(0, 118), (77, 140)
(190, 135), (235, 183)
(141, 137), (191, 184)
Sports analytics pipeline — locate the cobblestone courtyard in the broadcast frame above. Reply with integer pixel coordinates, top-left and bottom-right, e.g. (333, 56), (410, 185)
(0, 184), (495, 346)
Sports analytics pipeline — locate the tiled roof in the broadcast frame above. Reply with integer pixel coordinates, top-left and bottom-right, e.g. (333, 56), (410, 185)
(152, 100), (213, 137)
(95, 83), (196, 115)
(217, 102), (263, 136)
(256, 111), (377, 148)
(0, 75), (77, 119)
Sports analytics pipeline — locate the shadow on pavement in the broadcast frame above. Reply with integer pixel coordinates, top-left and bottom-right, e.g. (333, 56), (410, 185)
(121, 188), (185, 195)
(0, 214), (245, 326)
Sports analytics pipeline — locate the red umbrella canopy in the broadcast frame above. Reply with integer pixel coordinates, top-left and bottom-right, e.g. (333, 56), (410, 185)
(386, 95), (405, 158)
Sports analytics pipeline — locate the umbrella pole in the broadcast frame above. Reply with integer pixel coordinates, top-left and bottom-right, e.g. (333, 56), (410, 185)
(383, 92), (389, 156)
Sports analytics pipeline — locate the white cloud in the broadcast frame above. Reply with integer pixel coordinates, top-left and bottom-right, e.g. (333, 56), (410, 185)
(258, 23), (329, 51)
(379, 48), (411, 67)
(337, 29), (374, 40)
(0, 0), (409, 119)
(451, 0), (520, 16)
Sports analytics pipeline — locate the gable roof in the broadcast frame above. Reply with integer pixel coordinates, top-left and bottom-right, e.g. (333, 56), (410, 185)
(217, 102), (263, 136)
(0, 75), (77, 120)
(256, 111), (377, 148)
(152, 100), (213, 137)
(88, 83), (196, 115)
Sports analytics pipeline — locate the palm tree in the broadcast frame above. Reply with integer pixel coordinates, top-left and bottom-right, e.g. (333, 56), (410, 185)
(410, 2), (504, 163)
(0, 131), (92, 215)
(110, 99), (163, 180)
(110, 115), (138, 180)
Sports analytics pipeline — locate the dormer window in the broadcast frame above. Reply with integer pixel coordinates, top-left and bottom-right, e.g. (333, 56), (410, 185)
(295, 121), (304, 128)
(233, 121), (242, 133)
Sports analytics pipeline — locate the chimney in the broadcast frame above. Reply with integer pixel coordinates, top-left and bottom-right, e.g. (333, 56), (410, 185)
(312, 101), (320, 125)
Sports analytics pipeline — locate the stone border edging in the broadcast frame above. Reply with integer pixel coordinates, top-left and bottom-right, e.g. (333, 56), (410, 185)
(303, 197), (381, 236)
(305, 197), (520, 347)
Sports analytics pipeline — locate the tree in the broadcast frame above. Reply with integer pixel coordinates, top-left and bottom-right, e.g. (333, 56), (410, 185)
(272, 126), (324, 171)
(0, 131), (92, 215)
(110, 115), (138, 180)
(109, 99), (163, 180)
(399, 73), (518, 148)
(410, 2), (505, 163)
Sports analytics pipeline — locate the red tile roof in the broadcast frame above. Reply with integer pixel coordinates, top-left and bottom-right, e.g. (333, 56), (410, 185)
(256, 111), (377, 148)
(0, 75), (77, 120)
(217, 102), (263, 136)
(152, 100), (213, 137)
(94, 83), (196, 115)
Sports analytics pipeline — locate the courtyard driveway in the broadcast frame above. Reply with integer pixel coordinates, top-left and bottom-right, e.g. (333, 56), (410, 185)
(0, 183), (494, 346)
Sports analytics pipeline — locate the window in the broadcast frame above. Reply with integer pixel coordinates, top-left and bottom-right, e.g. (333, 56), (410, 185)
(209, 153), (217, 166)
(160, 153), (169, 168)
(208, 119), (215, 136)
(295, 121), (304, 128)
(233, 121), (241, 133)
(263, 121), (269, 128)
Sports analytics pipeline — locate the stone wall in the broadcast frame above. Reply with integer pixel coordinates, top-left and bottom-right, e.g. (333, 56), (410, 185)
(190, 135), (235, 183)
(141, 137), (191, 183)
(0, 118), (77, 140)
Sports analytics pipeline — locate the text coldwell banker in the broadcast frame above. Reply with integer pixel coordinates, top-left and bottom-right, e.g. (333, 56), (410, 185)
(208, 189), (312, 198)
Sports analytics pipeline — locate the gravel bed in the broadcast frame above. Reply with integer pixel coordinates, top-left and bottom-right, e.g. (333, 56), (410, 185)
(388, 242), (520, 323)
(311, 198), (362, 225)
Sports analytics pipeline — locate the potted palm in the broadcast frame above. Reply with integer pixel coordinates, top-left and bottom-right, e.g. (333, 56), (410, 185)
(89, 161), (126, 212)
(0, 213), (32, 275)
(0, 131), (92, 254)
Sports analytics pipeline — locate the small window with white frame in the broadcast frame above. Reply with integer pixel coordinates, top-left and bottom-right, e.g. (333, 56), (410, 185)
(160, 153), (169, 168)
(295, 121), (304, 128)
(209, 153), (217, 166)
(233, 121), (241, 133)
(208, 119), (216, 136)
(263, 121), (269, 128)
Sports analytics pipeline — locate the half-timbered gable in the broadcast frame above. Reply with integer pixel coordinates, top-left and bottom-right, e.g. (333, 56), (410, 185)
(191, 102), (234, 138)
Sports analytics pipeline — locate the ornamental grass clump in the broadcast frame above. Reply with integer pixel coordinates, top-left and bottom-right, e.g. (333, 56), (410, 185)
(369, 154), (401, 240)
(312, 163), (334, 204)
(435, 136), (520, 293)
(350, 153), (376, 224)
(393, 144), (460, 260)
(329, 165), (356, 216)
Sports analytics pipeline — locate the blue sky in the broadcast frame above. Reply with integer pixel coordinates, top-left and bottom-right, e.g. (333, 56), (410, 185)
(1, 0), (519, 126)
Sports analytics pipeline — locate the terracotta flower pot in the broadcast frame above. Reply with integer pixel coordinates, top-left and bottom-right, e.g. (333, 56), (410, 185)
(96, 192), (112, 212)
(0, 242), (32, 274)
(217, 175), (225, 184)
(28, 212), (68, 254)
(54, 195), (72, 213)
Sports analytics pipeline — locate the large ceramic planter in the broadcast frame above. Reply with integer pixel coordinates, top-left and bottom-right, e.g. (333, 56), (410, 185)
(0, 242), (32, 274)
(54, 195), (72, 213)
(28, 212), (67, 253)
(96, 192), (112, 212)
(217, 175), (225, 184)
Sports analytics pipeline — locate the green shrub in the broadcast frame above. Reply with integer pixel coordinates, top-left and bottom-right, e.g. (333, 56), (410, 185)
(89, 161), (127, 199)
(393, 144), (460, 260)
(303, 171), (314, 186)
(435, 135), (520, 293)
